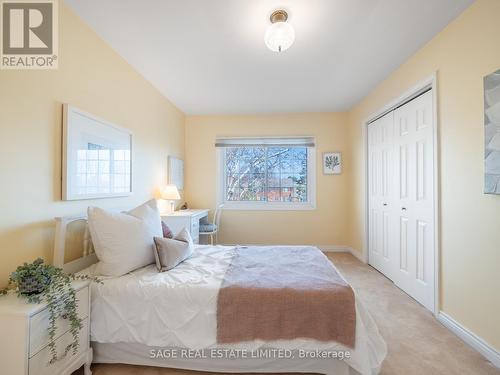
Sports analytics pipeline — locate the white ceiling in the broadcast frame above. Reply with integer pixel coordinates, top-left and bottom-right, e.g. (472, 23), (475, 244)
(65, 0), (474, 115)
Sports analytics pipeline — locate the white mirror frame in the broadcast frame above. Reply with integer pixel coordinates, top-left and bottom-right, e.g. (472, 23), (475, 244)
(62, 104), (133, 201)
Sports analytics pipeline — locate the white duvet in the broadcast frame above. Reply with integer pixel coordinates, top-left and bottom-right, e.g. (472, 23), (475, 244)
(82, 245), (386, 375)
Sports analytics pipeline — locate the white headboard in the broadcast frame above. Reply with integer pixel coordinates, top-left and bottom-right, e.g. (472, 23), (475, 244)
(54, 215), (98, 274)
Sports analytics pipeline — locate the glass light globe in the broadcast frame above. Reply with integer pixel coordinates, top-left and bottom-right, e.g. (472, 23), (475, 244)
(264, 21), (295, 52)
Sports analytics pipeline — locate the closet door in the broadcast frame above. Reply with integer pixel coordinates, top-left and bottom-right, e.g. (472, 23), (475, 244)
(393, 90), (435, 311)
(368, 111), (396, 280)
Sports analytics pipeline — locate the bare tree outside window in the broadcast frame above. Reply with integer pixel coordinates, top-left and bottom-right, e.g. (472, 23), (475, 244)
(224, 146), (308, 203)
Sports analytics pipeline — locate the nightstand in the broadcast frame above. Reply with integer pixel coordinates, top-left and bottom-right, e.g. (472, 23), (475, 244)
(0, 280), (92, 375)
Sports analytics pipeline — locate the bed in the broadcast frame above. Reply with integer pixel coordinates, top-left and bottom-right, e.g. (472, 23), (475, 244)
(54, 215), (386, 375)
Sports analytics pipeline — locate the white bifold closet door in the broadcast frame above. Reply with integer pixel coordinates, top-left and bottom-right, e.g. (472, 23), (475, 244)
(368, 111), (396, 281)
(368, 90), (435, 312)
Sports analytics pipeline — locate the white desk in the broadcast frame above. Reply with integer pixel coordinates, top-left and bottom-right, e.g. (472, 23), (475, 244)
(161, 209), (209, 244)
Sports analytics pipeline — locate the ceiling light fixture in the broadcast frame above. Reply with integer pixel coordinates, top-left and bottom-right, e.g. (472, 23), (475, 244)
(264, 10), (295, 53)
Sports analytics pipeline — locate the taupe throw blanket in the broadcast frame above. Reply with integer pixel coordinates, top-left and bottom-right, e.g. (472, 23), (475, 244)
(217, 246), (356, 348)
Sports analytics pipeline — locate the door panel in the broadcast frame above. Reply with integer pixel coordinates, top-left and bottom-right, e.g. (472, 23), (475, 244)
(399, 145), (409, 199)
(393, 90), (435, 311)
(368, 89), (435, 312)
(416, 141), (426, 201)
(399, 216), (408, 272)
(416, 220), (427, 282)
(382, 212), (389, 259)
(368, 111), (395, 280)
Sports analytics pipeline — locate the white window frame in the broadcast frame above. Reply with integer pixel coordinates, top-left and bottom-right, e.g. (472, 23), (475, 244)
(216, 144), (316, 211)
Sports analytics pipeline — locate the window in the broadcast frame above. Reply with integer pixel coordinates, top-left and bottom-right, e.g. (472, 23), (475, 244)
(217, 137), (316, 210)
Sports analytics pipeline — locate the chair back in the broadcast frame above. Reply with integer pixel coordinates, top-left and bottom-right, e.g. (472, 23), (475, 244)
(214, 204), (224, 227)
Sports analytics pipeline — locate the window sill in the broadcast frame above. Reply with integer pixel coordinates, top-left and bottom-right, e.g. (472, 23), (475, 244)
(221, 202), (316, 211)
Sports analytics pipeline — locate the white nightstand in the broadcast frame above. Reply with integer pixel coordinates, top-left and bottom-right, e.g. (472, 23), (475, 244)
(0, 280), (92, 375)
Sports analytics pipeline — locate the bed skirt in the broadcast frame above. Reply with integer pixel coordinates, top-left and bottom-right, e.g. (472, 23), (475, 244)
(92, 341), (362, 375)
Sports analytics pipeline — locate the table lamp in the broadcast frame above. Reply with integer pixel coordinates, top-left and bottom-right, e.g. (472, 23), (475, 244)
(161, 184), (180, 213)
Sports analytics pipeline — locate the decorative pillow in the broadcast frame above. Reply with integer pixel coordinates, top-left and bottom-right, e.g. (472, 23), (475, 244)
(175, 227), (195, 248)
(161, 221), (174, 239)
(88, 200), (163, 276)
(153, 228), (194, 272)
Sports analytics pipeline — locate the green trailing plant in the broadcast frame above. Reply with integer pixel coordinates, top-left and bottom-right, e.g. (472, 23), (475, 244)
(0, 258), (100, 364)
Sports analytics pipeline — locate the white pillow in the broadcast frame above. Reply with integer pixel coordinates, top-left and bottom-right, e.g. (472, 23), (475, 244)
(88, 200), (162, 276)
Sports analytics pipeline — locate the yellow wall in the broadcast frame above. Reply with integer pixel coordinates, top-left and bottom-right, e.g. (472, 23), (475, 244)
(184, 113), (351, 246)
(347, 0), (500, 351)
(0, 3), (185, 286)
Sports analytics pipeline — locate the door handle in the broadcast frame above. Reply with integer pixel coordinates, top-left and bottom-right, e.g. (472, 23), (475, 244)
(383, 203), (388, 206)
(401, 207), (407, 211)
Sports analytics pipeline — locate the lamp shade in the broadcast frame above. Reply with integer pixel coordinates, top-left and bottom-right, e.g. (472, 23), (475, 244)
(161, 185), (180, 200)
(265, 21), (295, 52)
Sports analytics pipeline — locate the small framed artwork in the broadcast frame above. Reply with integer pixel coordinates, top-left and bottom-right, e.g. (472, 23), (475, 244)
(62, 104), (133, 200)
(323, 152), (342, 175)
(168, 156), (184, 190)
(484, 69), (500, 194)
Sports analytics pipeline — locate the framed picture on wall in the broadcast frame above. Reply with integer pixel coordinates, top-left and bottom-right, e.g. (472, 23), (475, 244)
(62, 104), (133, 200)
(168, 156), (184, 190)
(323, 152), (342, 175)
(484, 69), (500, 194)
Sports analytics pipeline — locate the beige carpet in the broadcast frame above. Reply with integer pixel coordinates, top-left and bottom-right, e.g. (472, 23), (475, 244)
(74, 252), (499, 375)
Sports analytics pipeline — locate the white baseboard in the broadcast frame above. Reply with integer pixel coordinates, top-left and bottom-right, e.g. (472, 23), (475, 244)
(438, 312), (500, 368)
(317, 245), (351, 252)
(318, 246), (365, 262)
(348, 248), (365, 262)
(316, 245), (365, 263)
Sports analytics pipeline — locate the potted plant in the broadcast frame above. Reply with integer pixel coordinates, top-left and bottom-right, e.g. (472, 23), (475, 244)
(0, 258), (100, 364)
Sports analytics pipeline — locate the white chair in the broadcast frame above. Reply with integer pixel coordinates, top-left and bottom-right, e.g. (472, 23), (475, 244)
(199, 204), (224, 245)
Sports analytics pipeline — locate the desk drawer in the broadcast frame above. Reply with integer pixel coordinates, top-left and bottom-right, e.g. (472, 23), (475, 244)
(28, 318), (88, 375)
(29, 287), (89, 357)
